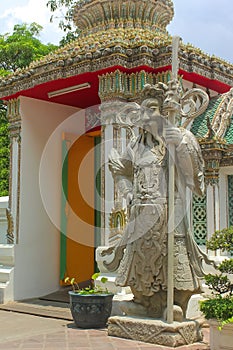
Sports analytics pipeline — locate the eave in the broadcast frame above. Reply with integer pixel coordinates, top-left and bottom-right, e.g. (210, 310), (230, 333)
(0, 28), (232, 108)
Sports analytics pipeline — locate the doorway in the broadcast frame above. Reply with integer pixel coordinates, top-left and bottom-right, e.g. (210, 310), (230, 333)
(60, 132), (98, 284)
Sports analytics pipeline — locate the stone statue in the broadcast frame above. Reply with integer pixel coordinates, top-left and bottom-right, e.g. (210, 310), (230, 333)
(104, 82), (212, 320)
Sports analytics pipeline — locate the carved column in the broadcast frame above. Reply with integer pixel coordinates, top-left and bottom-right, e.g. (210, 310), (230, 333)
(7, 99), (22, 244)
(199, 139), (227, 240)
(99, 100), (125, 246)
(206, 179), (220, 241)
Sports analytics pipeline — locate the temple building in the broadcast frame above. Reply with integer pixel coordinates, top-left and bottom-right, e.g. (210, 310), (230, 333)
(0, 0), (232, 303)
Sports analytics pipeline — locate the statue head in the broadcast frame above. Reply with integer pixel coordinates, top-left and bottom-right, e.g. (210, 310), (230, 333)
(140, 83), (167, 136)
(140, 83), (168, 113)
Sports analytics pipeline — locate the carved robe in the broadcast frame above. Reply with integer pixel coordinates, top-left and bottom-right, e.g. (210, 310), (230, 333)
(108, 128), (209, 299)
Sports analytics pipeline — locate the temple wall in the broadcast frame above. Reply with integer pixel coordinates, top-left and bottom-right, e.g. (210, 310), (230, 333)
(14, 97), (83, 300)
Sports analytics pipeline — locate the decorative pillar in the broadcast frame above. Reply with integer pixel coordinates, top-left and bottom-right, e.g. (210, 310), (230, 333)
(199, 138), (227, 240)
(206, 183), (215, 239)
(6, 99), (21, 244)
(99, 100), (126, 247)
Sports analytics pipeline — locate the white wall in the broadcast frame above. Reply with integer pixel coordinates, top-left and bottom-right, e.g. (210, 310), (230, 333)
(14, 97), (85, 300)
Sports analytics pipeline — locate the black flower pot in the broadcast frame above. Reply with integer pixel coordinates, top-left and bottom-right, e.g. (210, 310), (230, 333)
(69, 291), (114, 328)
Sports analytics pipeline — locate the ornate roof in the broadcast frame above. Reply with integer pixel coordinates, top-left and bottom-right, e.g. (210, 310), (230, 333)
(191, 88), (233, 145)
(190, 88), (233, 171)
(73, 0), (174, 34)
(0, 0), (232, 101)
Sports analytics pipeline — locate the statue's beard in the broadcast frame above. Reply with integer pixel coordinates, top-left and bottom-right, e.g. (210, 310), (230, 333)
(141, 129), (165, 155)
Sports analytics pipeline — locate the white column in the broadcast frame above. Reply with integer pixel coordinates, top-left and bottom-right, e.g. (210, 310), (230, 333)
(206, 184), (215, 240)
(103, 124), (114, 246)
(206, 180), (222, 258)
(10, 139), (20, 239)
(214, 184), (220, 232)
(7, 99), (21, 244)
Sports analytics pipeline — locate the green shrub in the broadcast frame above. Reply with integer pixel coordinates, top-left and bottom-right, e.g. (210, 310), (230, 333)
(206, 226), (233, 252)
(201, 227), (233, 327)
(200, 295), (233, 324)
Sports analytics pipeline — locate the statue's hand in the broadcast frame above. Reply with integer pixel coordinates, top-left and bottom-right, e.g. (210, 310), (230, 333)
(164, 126), (183, 147)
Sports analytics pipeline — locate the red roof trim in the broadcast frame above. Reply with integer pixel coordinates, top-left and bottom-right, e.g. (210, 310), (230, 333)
(2, 65), (231, 108)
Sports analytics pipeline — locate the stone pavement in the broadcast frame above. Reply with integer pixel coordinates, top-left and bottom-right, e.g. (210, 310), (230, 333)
(0, 301), (210, 350)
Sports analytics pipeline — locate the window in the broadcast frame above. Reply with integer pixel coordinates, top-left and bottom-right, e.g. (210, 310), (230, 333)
(192, 193), (207, 244)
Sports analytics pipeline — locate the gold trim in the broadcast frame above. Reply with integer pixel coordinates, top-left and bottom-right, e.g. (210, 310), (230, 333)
(98, 69), (181, 101)
(109, 204), (127, 242)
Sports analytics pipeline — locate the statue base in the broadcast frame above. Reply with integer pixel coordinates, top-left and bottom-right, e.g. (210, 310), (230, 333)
(108, 316), (204, 347)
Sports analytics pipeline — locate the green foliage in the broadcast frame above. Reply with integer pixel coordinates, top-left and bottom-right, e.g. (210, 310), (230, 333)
(59, 31), (80, 46)
(64, 273), (111, 295)
(205, 273), (232, 294)
(221, 316), (233, 329)
(218, 258), (233, 274)
(200, 295), (233, 324)
(201, 227), (233, 326)
(0, 23), (57, 73)
(206, 226), (233, 253)
(46, 0), (80, 44)
(0, 69), (10, 77)
(0, 180), (9, 196)
(0, 147), (9, 158)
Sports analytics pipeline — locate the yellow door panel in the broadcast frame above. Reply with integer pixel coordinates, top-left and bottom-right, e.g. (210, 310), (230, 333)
(65, 134), (95, 283)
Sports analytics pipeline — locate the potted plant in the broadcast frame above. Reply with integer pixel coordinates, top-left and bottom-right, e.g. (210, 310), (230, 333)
(200, 226), (233, 350)
(65, 273), (114, 328)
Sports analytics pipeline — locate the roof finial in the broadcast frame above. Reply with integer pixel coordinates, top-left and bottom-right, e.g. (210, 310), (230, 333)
(73, 0), (174, 34)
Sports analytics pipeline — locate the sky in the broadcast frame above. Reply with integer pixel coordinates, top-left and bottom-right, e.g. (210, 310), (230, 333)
(0, 0), (232, 63)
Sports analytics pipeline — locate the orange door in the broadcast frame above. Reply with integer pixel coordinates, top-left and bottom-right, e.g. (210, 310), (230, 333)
(62, 133), (95, 284)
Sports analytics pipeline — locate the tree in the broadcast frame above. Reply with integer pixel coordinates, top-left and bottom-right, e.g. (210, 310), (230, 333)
(46, 0), (80, 45)
(200, 227), (233, 327)
(0, 23), (57, 73)
(0, 23), (57, 196)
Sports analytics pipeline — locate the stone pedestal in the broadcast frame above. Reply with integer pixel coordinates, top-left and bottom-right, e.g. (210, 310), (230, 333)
(108, 316), (203, 347)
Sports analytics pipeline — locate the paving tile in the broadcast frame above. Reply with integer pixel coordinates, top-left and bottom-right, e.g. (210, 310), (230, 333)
(21, 348), (45, 350)
(20, 344), (45, 348)
(67, 344), (90, 348)
(0, 344), (21, 349)
(0, 307), (210, 350)
(67, 346), (91, 349)
(89, 346), (115, 350)
(137, 347), (166, 350)
(42, 348), (65, 350)
(111, 337), (140, 344)
(67, 348), (91, 350)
